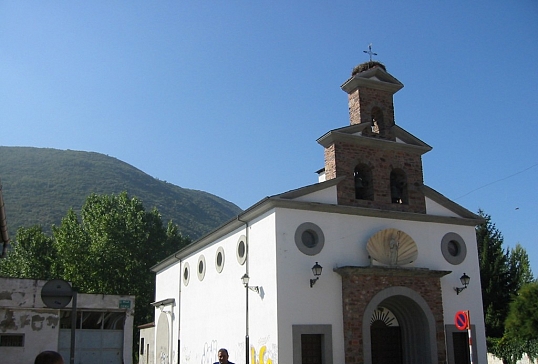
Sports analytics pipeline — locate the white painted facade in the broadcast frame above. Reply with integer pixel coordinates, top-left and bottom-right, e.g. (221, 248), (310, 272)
(150, 64), (487, 364)
(152, 194), (487, 364)
(0, 277), (135, 364)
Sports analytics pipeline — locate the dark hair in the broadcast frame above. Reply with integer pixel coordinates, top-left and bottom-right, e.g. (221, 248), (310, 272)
(218, 348), (229, 355)
(34, 351), (64, 364)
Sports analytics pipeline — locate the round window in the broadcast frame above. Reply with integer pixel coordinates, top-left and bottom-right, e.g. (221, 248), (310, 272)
(215, 247), (225, 273)
(182, 262), (190, 286)
(447, 240), (460, 256)
(441, 232), (467, 265)
(302, 230), (318, 248)
(197, 255), (206, 281)
(294, 222), (325, 256)
(237, 235), (247, 265)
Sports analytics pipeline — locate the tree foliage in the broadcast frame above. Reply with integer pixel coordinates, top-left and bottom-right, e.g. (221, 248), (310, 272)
(488, 283), (538, 364)
(477, 211), (536, 363)
(0, 226), (56, 279)
(505, 282), (538, 341)
(0, 192), (190, 350)
(507, 244), (534, 293)
(477, 210), (512, 338)
(487, 336), (538, 364)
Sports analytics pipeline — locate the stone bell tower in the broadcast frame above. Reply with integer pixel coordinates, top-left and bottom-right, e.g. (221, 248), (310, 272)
(318, 61), (431, 213)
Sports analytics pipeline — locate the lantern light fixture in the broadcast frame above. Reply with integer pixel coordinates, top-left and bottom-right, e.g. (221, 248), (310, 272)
(454, 273), (470, 295)
(310, 262), (323, 288)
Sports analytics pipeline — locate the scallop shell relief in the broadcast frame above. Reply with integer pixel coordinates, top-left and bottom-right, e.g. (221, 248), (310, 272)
(366, 228), (418, 266)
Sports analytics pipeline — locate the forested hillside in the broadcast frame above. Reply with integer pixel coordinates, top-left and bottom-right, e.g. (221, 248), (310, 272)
(0, 146), (242, 239)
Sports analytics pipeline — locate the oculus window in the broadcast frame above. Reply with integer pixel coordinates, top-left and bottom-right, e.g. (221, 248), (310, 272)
(236, 235), (247, 265)
(295, 222), (325, 256)
(197, 255), (206, 281)
(215, 247), (225, 273)
(441, 232), (467, 265)
(182, 262), (190, 286)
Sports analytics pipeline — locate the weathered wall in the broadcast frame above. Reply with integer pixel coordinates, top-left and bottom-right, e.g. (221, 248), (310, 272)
(0, 277), (135, 364)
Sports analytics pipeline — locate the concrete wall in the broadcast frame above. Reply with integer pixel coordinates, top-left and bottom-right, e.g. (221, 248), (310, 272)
(139, 325), (155, 364)
(0, 277), (135, 364)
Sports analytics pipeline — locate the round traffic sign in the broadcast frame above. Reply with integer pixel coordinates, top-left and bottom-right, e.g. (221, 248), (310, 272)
(454, 310), (469, 330)
(41, 279), (73, 309)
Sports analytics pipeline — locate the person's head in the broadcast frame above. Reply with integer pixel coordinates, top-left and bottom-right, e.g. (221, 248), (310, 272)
(217, 348), (229, 363)
(34, 350), (64, 364)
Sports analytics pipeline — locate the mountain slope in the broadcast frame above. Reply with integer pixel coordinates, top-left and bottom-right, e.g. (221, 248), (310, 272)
(0, 146), (242, 239)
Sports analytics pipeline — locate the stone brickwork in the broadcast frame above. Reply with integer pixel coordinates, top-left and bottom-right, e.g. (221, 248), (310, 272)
(324, 141), (426, 213)
(322, 66), (428, 213)
(336, 267), (448, 364)
(347, 87), (396, 141)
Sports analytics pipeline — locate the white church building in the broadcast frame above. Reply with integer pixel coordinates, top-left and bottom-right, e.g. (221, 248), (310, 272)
(148, 61), (487, 364)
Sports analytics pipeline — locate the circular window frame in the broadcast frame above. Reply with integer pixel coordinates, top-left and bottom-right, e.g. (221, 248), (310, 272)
(294, 222), (325, 256)
(441, 232), (467, 265)
(182, 262), (190, 286)
(197, 255), (206, 281)
(215, 247), (225, 273)
(236, 235), (247, 265)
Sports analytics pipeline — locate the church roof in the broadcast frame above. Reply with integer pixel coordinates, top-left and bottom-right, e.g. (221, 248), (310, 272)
(317, 123), (432, 155)
(341, 65), (404, 94)
(152, 178), (482, 272)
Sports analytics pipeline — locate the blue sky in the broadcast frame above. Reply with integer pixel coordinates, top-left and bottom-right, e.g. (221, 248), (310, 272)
(1, 2), (537, 272)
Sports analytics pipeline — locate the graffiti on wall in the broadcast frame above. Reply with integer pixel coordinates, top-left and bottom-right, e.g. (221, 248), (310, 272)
(193, 339), (277, 364)
(200, 340), (219, 364)
(250, 337), (277, 364)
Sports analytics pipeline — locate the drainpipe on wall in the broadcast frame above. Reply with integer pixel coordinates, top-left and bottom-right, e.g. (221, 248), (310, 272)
(237, 216), (249, 364)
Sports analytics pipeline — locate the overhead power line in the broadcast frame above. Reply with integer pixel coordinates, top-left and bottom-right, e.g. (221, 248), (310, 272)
(455, 162), (538, 200)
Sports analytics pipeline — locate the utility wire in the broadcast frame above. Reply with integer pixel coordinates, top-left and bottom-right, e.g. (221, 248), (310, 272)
(455, 162), (538, 200)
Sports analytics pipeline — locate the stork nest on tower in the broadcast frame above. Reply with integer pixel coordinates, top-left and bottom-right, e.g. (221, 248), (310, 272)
(352, 61), (386, 76)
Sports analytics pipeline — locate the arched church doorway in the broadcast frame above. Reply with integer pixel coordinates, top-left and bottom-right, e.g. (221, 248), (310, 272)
(370, 307), (402, 364)
(363, 287), (438, 364)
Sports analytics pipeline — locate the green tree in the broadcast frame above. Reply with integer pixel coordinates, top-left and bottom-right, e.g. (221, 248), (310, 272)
(491, 282), (538, 364)
(505, 282), (538, 341)
(0, 225), (56, 279)
(477, 210), (511, 338)
(1, 192), (190, 360)
(507, 244), (534, 293)
(477, 212), (536, 363)
(53, 192), (190, 325)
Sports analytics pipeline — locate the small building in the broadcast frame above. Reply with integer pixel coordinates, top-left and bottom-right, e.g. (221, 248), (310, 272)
(150, 62), (487, 364)
(138, 322), (155, 364)
(0, 277), (135, 364)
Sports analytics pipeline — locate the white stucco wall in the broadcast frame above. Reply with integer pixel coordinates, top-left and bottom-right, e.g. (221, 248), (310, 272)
(154, 200), (487, 364)
(273, 207), (487, 364)
(154, 260), (181, 363)
(158, 210), (279, 364)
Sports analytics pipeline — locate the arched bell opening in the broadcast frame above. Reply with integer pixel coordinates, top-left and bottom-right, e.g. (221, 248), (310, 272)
(390, 168), (408, 205)
(354, 163), (374, 201)
(371, 107), (384, 135)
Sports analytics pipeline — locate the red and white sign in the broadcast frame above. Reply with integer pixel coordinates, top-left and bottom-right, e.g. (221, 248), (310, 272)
(455, 310), (469, 331)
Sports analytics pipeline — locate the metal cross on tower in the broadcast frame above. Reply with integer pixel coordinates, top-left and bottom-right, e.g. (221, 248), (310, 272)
(363, 43), (377, 62)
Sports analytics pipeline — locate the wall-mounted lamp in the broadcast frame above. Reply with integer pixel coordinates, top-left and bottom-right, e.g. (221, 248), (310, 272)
(241, 273), (259, 293)
(454, 273), (470, 295)
(310, 262), (323, 288)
